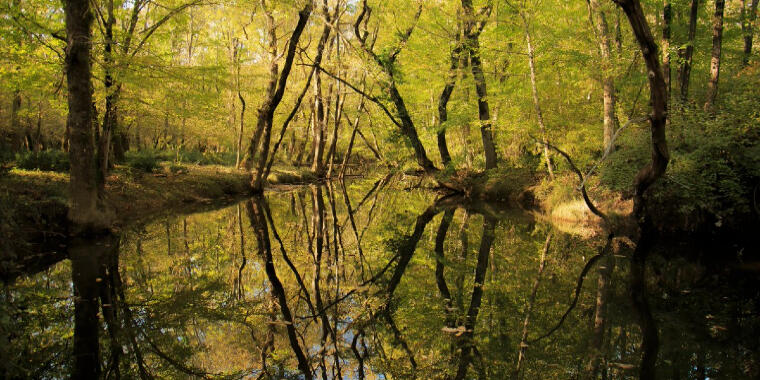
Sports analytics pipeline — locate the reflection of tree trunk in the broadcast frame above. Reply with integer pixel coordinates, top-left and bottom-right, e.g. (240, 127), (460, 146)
(514, 233), (552, 379)
(70, 234), (119, 379)
(630, 229), (659, 380)
(584, 251), (616, 379)
(246, 197), (312, 378)
(454, 215), (495, 380)
(435, 209), (456, 327)
(236, 205), (246, 300)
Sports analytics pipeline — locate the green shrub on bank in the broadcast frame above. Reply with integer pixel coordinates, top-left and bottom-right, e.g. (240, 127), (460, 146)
(125, 151), (160, 173)
(15, 150), (70, 172)
(601, 96), (760, 222)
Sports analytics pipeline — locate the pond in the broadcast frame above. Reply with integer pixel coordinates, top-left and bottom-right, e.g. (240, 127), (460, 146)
(2, 175), (759, 379)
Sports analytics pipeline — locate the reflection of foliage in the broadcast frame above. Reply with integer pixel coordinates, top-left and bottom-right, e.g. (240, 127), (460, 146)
(3, 176), (759, 378)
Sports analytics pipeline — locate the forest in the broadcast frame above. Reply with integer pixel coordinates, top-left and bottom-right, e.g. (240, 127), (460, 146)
(1, 0), (759, 378)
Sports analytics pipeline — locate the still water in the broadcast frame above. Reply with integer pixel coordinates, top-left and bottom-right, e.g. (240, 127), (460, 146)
(2, 175), (759, 379)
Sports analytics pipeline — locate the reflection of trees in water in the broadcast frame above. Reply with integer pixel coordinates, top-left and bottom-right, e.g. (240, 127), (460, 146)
(4, 177), (760, 379)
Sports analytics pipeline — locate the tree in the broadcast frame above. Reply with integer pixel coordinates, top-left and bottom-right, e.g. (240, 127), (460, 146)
(63, 0), (100, 228)
(352, 0), (438, 173)
(589, 0), (621, 153)
(461, 0), (498, 170)
(704, 0), (725, 111)
(246, 1), (313, 192)
(678, 0), (699, 102)
(741, 0), (759, 66)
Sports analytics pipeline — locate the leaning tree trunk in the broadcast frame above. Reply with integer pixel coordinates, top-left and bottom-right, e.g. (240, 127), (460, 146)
(436, 24), (464, 166)
(678, 0), (699, 102)
(462, 0), (498, 170)
(741, 0), (759, 66)
(250, 3), (313, 192)
(64, 0), (100, 228)
(589, 0), (621, 153)
(704, 0), (725, 111)
(353, 1), (438, 173)
(612, 1), (669, 379)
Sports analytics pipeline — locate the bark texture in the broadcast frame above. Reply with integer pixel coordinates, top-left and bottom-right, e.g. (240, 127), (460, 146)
(64, 0), (100, 228)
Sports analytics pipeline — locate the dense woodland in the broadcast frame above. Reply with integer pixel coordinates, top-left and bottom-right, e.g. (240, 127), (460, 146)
(1, 0), (758, 227)
(1, 0), (760, 378)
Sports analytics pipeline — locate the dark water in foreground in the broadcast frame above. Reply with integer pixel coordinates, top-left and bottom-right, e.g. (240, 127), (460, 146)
(2, 175), (759, 379)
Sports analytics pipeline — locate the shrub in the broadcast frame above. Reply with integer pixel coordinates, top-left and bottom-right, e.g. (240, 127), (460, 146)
(126, 151), (160, 173)
(15, 150), (70, 172)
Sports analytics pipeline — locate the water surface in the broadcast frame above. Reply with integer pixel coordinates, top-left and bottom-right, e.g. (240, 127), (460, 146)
(2, 175), (759, 379)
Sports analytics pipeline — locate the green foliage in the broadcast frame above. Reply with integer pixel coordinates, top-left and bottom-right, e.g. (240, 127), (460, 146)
(125, 150), (161, 173)
(14, 150), (69, 172)
(602, 95), (760, 222)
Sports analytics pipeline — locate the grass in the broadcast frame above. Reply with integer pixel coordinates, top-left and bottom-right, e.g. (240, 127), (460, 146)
(0, 164), (252, 228)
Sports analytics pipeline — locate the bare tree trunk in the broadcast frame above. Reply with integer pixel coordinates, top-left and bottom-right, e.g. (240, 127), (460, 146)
(704, 0), (725, 111)
(678, 0), (699, 102)
(462, 0), (498, 170)
(589, 0), (621, 153)
(741, 0), (759, 66)
(521, 13), (554, 179)
(64, 0), (101, 228)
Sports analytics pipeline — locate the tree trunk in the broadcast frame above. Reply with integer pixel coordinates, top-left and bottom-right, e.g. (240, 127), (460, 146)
(237, 92), (245, 169)
(97, 0), (116, 193)
(436, 25), (464, 166)
(589, 0), (621, 153)
(250, 2), (313, 192)
(354, 1), (437, 173)
(662, 0), (672, 98)
(462, 0), (498, 170)
(704, 0), (725, 111)
(741, 0), (759, 66)
(64, 0), (101, 228)
(584, 254), (616, 379)
(311, 73), (327, 175)
(613, 2), (669, 379)
(514, 233), (552, 378)
(522, 14), (555, 179)
(678, 0), (699, 102)
(11, 90), (22, 151)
